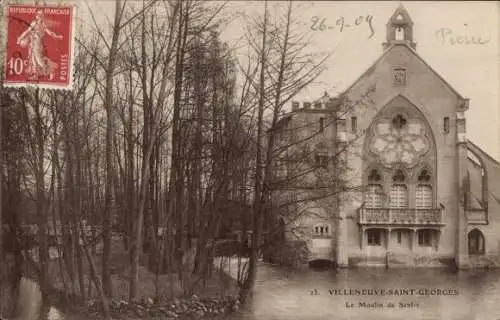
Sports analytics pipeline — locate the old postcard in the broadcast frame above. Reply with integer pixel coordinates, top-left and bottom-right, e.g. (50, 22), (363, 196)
(0, 1), (498, 320)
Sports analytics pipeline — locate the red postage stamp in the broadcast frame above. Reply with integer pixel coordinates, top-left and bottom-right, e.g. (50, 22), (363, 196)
(3, 5), (75, 90)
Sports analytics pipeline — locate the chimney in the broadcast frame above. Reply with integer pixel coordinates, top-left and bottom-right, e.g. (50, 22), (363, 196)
(303, 101), (311, 109)
(314, 102), (322, 109)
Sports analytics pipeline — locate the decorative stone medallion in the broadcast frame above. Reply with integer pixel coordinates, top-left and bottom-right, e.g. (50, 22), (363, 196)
(392, 68), (407, 85)
(368, 113), (431, 168)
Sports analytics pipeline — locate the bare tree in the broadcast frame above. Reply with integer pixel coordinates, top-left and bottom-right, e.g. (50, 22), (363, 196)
(121, 0), (178, 300)
(238, 0), (331, 294)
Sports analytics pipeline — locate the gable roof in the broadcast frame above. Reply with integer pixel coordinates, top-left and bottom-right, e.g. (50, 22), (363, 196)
(467, 140), (500, 166)
(340, 42), (465, 101)
(388, 4), (414, 25)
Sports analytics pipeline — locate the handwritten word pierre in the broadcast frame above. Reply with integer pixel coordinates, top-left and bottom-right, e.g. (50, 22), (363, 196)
(310, 15), (374, 39)
(435, 26), (490, 45)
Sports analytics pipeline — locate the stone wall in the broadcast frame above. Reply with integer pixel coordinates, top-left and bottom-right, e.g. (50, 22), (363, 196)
(348, 252), (455, 268)
(467, 255), (500, 269)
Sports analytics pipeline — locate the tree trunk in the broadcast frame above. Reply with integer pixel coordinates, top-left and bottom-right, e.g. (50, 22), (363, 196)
(102, 0), (124, 298)
(244, 0), (268, 295)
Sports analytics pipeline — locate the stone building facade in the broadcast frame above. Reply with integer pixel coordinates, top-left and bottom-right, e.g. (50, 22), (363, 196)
(272, 5), (500, 269)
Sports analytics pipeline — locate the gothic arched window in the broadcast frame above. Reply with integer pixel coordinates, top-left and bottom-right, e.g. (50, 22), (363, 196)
(390, 170), (408, 208)
(366, 185), (384, 208)
(366, 169), (384, 208)
(416, 169), (433, 208)
(416, 185), (432, 208)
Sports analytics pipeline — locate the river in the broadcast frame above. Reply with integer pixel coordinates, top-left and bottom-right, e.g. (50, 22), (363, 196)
(226, 263), (500, 320)
(13, 261), (500, 320)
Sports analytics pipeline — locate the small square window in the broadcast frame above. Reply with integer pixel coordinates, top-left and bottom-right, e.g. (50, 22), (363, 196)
(367, 229), (382, 246)
(313, 224), (330, 237)
(315, 154), (329, 168)
(351, 116), (357, 133)
(418, 229), (432, 246)
(392, 68), (406, 85)
(443, 117), (450, 134)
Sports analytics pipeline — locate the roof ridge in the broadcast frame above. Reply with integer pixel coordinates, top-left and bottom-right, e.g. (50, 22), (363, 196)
(467, 140), (500, 166)
(339, 43), (465, 101)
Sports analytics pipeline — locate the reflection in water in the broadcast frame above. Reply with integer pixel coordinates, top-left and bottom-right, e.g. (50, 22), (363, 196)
(17, 278), (42, 320)
(228, 263), (500, 320)
(16, 277), (65, 320)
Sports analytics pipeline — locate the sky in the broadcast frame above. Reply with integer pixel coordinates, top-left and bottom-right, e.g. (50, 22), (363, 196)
(24, 0), (500, 160)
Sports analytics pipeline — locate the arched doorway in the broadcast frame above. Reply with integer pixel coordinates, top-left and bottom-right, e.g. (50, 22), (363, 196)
(468, 229), (485, 255)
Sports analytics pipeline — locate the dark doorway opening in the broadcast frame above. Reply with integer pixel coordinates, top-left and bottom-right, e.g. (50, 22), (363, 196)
(468, 229), (485, 255)
(309, 259), (333, 269)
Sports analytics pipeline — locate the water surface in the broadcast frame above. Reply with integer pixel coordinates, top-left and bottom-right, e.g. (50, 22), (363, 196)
(228, 264), (500, 320)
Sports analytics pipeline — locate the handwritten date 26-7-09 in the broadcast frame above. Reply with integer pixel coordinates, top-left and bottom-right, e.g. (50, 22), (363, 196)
(310, 15), (374, 39)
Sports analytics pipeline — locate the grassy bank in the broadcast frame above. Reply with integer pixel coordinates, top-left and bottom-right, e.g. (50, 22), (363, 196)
(4, 240), (247, 320)
(15, 238), (245, 319)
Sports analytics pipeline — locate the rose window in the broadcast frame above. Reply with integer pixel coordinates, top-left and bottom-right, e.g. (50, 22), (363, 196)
(368, 114), (431, 167)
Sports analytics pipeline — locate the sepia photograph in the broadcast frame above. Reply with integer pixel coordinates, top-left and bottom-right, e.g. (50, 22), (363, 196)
(0, 1), (498, 319)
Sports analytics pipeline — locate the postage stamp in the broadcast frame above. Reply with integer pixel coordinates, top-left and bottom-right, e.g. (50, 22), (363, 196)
(3, 4), (75, 90)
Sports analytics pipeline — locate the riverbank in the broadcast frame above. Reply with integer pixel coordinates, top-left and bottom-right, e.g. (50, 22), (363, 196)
(12, 237), (248, 319)
(12, 266), (242, 320)
(69, 293), (240, 320)
(58, 256), (245, 319)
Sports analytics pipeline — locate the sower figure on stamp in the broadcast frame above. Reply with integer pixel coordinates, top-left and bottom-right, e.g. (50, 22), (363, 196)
(16, 9), (63, 80)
